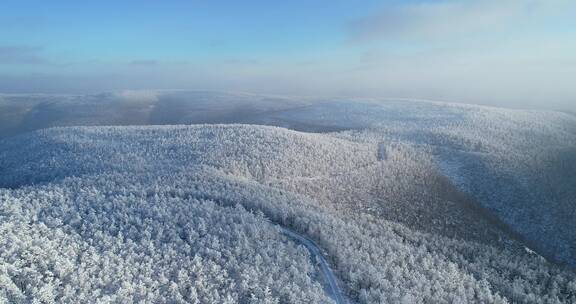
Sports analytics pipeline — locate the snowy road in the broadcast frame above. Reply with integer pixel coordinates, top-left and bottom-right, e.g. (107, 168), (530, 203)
(279, 227), (348, 304)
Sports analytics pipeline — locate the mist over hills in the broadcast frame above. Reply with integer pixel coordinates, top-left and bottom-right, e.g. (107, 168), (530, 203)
(0, 91), (309, 139)
(0, 91), (575, 303)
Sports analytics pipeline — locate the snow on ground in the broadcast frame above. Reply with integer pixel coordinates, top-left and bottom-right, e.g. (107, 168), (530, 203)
(1, 93), (576, 303)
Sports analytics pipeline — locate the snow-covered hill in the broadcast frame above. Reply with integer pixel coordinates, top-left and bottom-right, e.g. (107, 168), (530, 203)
(1, 122), (575, 303)
(301, 99), (576, 265)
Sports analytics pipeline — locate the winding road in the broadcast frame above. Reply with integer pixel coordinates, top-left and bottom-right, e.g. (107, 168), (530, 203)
(279, 226), (349, 304)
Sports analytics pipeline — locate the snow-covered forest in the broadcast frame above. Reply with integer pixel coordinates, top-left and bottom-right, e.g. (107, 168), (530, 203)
(1, 93), (575, 303)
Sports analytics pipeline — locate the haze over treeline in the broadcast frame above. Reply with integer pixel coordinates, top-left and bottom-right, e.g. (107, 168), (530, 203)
(1, 0), (575, 111)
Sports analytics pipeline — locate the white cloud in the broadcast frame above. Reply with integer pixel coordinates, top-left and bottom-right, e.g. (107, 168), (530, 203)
(349, 0), (574, 44)
(0, 45), (47, 64)
(335, 0), (576, 110)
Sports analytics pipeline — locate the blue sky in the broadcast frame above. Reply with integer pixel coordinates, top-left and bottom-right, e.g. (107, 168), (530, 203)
(1, 0), (575, 110)
(1, 1), (379, 66)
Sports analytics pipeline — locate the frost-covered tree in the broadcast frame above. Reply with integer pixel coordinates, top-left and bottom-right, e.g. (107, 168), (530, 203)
(0, 101), (575, 304)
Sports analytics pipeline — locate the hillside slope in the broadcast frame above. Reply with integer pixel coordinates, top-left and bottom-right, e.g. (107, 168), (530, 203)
(1, 125), (575, 303)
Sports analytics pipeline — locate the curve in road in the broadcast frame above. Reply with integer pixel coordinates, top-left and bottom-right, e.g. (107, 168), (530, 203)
(279, 226), (349, 304)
